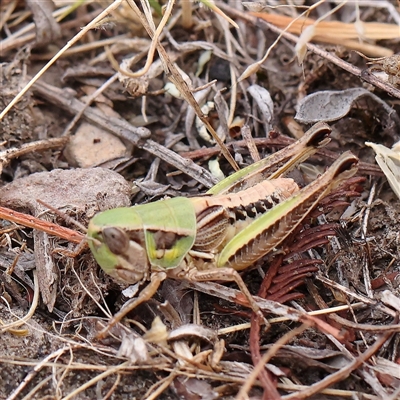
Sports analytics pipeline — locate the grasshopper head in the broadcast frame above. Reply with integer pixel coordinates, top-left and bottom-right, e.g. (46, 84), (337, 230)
(87, 198), (197, 283)
(87, 208), (150, 284)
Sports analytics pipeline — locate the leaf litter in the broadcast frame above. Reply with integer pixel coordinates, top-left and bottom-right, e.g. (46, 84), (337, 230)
(1, 1), (400, 399)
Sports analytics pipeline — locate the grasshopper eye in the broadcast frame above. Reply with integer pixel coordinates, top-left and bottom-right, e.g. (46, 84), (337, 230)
(102, 227), (130, 255)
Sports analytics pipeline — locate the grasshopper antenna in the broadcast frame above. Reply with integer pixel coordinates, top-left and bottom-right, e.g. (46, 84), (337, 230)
(36, 199), (88, 234)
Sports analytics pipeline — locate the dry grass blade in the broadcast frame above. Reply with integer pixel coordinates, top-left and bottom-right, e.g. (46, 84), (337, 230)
(251, 11), (398, 57)
(201, 0), (238, 29)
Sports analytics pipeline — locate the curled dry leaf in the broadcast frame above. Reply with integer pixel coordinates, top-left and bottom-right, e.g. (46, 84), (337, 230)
(247, 84), (274, 134)
(26, 0), (61, 48)
(295, 25), (316, 65)
(160, 280), (193, 325)
(296, 87), (400, 128)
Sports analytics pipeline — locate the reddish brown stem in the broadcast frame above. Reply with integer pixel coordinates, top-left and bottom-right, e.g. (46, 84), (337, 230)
(0, 206), (84, 243)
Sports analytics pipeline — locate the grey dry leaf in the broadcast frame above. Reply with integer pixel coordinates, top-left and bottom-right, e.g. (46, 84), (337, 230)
(295, 87), (396, 124)
(134, 180), (174, 197)
(241, 2), (268, 12)
(160, 280), (193, 325)
(33, 227), (58, 310)
(214, 90), (229, 143)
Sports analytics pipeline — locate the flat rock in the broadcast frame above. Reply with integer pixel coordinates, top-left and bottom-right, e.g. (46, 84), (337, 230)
(64, 122), (129, 168)
(0, 167), (131, 217)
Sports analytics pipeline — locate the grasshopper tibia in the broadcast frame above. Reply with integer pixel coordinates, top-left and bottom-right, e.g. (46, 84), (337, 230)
(181, 267), (267, 326)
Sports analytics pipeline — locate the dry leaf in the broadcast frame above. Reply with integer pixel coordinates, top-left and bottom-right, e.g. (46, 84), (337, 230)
(366, 141), (400, 200)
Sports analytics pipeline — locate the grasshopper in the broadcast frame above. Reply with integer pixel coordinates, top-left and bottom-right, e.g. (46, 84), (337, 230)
(86, 122), (359, 337)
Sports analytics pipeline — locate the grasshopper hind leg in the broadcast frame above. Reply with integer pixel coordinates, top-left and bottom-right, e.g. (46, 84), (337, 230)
(96, 272), (166, 339)
(184, 267), (267, 325)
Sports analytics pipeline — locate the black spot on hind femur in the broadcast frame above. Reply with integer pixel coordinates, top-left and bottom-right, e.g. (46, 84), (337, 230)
(244, 204), (256, 218)
(150, 230), (179, 250)
(270, 193), (281, 204)
(255, 200), (268, 213)
(234, 208), (247, 221)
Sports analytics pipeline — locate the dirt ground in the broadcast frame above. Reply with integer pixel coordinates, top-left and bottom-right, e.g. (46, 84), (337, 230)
(1, 1), (400, 399)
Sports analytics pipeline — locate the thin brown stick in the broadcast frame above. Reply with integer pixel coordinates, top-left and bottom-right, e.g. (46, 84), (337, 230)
(0, 207), (84, 243)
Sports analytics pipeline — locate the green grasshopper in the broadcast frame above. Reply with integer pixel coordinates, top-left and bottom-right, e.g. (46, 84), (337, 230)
(86, 122), (359, 337)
